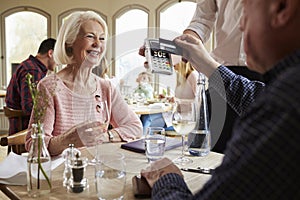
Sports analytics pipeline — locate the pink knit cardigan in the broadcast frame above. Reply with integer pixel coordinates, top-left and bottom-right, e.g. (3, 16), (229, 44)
(25, 74), (142, 152)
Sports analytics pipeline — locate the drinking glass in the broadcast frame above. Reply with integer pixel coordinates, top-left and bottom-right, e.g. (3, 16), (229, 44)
(145, 127), (166, 163)
(95, 153), (126, 200)
(90, 100), (110, 164)
(172, 99), (196, 165)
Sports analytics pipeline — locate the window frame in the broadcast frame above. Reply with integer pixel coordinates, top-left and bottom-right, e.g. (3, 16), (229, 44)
(155, 0), (197, 95)
(112, 4), (149, 77)
(0, 6), (51, 88)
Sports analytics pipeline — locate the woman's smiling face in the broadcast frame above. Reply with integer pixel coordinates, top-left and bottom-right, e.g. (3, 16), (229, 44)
(71, 20), (106, 67)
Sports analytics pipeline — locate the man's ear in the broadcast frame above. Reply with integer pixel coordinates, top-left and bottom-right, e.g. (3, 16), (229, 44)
(270, 0), (298, 28)
(48, 49), (54, 58)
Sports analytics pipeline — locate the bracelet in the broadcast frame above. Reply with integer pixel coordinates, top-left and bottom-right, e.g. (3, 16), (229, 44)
(107, 131), (114, 142)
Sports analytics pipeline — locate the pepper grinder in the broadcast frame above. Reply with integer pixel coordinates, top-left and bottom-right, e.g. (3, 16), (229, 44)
(68, 153), (89, 193)
(62, 144), (81, 187)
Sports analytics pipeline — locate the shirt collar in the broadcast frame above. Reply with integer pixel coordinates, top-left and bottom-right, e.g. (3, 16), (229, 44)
(29, 55), (48, 73)
(263, 49), (300, 84)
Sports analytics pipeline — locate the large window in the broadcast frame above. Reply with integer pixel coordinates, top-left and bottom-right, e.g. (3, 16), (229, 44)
(114, 8), (148, 93)
(158, 1), (197, 95)
(160, 1), (196, 40)
(3, 10), (49, 87)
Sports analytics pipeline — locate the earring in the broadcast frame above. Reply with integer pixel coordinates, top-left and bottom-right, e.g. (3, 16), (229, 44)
(66, 47), (73, 56)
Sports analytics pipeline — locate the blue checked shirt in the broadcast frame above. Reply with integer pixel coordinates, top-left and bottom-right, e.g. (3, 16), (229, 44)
(151, 50), (300, 200)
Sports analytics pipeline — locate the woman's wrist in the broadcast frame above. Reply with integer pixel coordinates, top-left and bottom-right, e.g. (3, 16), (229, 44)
(107, 130), (122, 142)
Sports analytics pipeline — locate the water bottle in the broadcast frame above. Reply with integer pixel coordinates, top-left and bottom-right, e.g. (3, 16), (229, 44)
(188, 73), (211, 156)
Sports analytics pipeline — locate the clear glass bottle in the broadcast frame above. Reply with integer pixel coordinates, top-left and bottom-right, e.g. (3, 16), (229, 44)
(188, 72), (211, 156)
(27, 123), (51, 197)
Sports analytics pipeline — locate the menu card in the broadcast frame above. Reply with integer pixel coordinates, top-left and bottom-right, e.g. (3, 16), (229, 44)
(0, 152), (64, 185)
(121, 137), (182, 153)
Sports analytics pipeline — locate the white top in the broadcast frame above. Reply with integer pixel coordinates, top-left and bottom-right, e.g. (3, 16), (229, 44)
(187, 0), (245, 66)
(175, 70), (198, 99)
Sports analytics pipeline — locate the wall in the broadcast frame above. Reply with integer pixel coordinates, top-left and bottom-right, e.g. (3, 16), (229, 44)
(0, 0), (167, 38)
(0, 0), (192, 86)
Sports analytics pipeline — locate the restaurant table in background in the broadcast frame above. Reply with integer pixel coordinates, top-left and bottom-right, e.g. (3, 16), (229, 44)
(0, 142), (224, 200)
(0, 90), (6, 110)
(129, 102), (172, 115)
(0, 90), (6, 98)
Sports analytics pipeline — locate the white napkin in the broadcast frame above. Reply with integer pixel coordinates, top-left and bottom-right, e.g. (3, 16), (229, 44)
(0, 152), (64, 185)
(149, 103), (165, 109)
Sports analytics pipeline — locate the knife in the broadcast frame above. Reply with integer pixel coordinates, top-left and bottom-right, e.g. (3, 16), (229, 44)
(181, 167), (214, 174)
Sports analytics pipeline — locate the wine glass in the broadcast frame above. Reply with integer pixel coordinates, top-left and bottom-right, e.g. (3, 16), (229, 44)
(172, 99), (196, 165)
(90, 99), (110, 164)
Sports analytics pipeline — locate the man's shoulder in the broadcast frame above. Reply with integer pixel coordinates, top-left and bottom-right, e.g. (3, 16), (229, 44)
(15, 56), (40, 73)
(262, 65), (300, 110)
(270, 64), (300, 89)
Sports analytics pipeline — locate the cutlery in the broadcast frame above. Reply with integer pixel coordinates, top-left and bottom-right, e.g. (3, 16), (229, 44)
(181, 167), (214, 174)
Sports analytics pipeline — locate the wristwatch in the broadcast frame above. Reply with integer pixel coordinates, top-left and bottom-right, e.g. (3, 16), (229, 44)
(107, 130), (114, 142)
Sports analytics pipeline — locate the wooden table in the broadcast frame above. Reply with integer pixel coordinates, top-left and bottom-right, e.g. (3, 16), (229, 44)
(0, 90), (6, 111)
(0, 142), (224, 200)
(0, 90), (6, 98)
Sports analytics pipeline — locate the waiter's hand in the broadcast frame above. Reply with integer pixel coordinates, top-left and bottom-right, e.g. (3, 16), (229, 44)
(139, 45), (146, 57)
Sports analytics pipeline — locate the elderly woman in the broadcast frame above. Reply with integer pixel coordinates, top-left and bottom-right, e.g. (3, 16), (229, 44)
(25, 11), (142, 156)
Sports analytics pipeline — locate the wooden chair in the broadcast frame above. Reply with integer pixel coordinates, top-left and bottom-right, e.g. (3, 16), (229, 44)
(0, 129), (28, 155)
(2, 106), (27, 154)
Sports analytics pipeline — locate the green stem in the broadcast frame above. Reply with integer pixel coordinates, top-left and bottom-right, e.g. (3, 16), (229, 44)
(37, 122), (52, 189)
(37, 131), (40, 189)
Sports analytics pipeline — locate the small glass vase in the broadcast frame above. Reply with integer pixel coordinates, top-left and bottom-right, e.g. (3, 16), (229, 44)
(27, 123), (52, 198)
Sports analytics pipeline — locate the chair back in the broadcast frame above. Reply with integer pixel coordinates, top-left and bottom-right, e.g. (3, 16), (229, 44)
(0, 129), (28, 154)
(3, 106), (27, 154)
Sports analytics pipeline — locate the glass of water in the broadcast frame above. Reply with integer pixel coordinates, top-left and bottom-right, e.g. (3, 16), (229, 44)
(95, 153), (126, 200)
(145, 127), (166, 163)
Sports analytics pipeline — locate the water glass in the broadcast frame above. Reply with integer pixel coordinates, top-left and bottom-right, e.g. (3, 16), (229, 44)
(95, 153), (126, 200)
(145, 127), (166, 163)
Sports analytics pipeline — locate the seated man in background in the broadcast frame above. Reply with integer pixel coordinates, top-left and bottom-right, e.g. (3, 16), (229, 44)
(141, 0), (300, 199)
(5, 38), (56, 135)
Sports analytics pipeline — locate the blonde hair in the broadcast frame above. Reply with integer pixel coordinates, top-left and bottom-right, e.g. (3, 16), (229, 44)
(176, 61), (195, 86)
(53, 11), (108, 65)
(99, 57), (109, 78)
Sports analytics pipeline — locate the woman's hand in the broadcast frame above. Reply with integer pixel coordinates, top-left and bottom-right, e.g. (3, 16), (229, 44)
(75, 121), (109, 146)
(48, 120), (109, 156)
